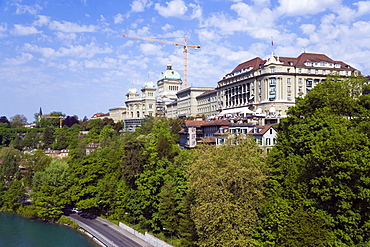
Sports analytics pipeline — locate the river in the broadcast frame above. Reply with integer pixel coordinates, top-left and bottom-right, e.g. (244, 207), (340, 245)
(0, 212), (98, 247)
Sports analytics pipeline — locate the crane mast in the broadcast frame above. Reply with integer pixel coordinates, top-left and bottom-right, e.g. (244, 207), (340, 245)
(122, 34), (200, 89)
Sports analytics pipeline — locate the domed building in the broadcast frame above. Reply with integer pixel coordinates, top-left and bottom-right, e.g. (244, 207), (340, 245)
(157, 64), (182, 101)
(123, 64), (182, 130)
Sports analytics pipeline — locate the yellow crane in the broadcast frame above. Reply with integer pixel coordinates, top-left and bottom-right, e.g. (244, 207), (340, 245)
(46, 116), (63, 128)
(122, 34), (200, 89)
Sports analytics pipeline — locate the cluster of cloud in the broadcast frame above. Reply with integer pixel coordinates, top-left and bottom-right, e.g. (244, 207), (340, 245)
(2, 0), (370, 120)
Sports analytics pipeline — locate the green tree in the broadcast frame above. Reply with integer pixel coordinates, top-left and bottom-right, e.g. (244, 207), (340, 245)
(10, 114), (28, 127)
(32, 160), (71, 220)
(158, 149), (196, 246)
(0, 147), (21, 186)
(188, 136), (268, 247)
(68, 147), (122, 211)
(129, 120), (180, 231)
(0, 123), (15, 147)
(257, 75), (370, 246)
(1, 179), (26, 211)
(42, 126), (55, 148)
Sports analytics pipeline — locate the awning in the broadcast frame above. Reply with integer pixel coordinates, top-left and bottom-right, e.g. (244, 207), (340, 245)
(217, 108), (239, 117)
(239, 107), (254, 114)
(269, 107), (276, 113)
(269, 94), (276, 98)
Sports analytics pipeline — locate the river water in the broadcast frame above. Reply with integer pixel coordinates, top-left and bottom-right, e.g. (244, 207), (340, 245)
(0, 212), (98, 247)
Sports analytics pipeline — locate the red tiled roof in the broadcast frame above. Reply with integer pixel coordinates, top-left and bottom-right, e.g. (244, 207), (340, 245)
(226, 52), (359, 79)
(229, 57), (264, 75)
(201, 120), (230, 126)
(202, 137), (217, 143)
(248, 125), (275, 136)
(184, 120), (231, 127)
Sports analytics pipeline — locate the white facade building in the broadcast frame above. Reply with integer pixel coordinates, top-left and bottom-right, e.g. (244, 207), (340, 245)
(216, 52), (360, 124)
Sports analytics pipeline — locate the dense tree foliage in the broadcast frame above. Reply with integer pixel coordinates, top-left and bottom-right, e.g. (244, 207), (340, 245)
(32, 160), (71, 219)
(188, 137), (268, 246)
(256, 75), (370, 246)
(10, 114), (28, 127)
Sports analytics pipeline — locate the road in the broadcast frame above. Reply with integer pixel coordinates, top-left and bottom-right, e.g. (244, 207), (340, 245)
(68, 213), (152, 247)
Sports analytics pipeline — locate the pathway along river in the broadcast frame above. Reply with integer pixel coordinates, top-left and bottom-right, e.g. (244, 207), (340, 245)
(0, 212), (98, 247)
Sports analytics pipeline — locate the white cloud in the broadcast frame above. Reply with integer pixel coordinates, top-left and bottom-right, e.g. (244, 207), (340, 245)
(33, 15), (50, 26)
(114, 13), (124, 24)
(3, 53), (34, 65)
(276, 0), (338, 16)
(68, 59), (83, 72)
(11, 24), (41, 36)
(161, 23), (173, 31)
(24, 43), (55, 58)
(140, 43), (163, 56)
(56, 42), (113, 58)
(24, 42), (112, 59)
(154, 0), (188, 18)
(354, 1), (370, 16)
(300, 24), (316, 35)
(189, 3), (203, 20)
(196, 29), (222, 44)
(0, 22), (7, 32)
(84, 57), (118, 69)
(49, 20), (96, 33)
(202, 12), (249, 35)
(15, 3), (42, 15)
(55, 32), (77, 42)
(0, 22), (7, 37)
(131, 0), (153, 12)
(231, 2), (275, 28)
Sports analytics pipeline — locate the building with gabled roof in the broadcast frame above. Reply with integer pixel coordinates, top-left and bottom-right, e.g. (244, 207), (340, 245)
(216, 52), (360, 125)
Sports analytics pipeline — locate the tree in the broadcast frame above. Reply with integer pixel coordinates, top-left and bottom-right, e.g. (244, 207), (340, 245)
(68, 147), (122, 211)
(158, 149), (196, 245)
(0, 147), (21, 186)
(0, 123), (15, 147)
(187, 136), (268, 246)
(32, 160), (71, 220)
(257, 75), (370, 246)
(42, 126), (54, 148)
(126, 120), (180, 232)
(0, 116), (9, 124)
(10, 114), (27, 127)
(63, 116), (79, 127)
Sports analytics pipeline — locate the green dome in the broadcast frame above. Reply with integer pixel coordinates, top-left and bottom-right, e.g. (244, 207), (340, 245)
(143, 80), (155, 88)
(127, 87), (138, 94)
(157, 64), (181, 81)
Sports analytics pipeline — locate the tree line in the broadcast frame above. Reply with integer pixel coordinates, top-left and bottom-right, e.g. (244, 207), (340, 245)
(1, 75), (370, 246)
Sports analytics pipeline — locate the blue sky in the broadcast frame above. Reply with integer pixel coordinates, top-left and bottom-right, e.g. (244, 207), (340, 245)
(1, 0), (370, 122)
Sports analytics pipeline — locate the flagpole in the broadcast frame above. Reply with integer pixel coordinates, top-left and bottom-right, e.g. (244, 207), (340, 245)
(271, 36), (274, 56)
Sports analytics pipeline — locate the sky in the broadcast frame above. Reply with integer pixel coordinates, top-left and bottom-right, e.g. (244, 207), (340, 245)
(1, 0), (370, 122)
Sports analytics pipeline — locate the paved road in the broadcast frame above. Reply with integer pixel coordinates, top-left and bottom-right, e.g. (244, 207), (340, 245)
(68, 214), (152, 247)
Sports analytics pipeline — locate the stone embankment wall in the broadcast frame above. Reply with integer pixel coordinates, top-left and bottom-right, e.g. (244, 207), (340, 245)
(119, 222), (173, 247)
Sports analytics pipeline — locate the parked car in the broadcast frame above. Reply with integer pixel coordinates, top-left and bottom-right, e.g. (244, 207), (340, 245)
(72, 208), (82, 214)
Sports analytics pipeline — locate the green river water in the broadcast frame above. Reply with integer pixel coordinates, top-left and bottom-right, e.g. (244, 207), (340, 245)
(0, 212), (98, 247)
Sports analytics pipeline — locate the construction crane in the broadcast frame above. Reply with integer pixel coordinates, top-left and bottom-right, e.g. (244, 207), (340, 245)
(122, 34), (200, 89)
(46, 116), (63, 128)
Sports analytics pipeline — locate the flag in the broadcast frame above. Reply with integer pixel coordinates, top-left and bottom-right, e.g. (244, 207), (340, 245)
(271, 36), (274, 46)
